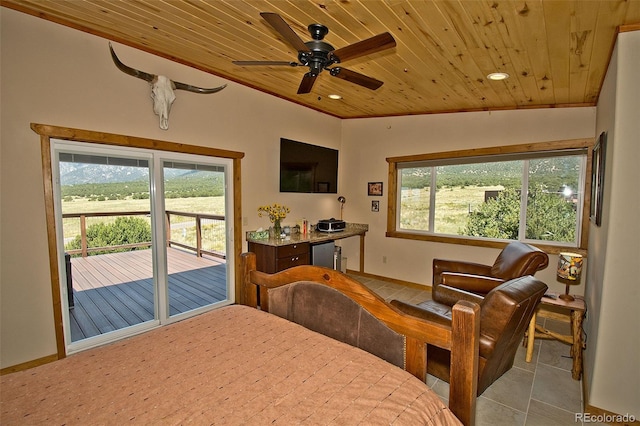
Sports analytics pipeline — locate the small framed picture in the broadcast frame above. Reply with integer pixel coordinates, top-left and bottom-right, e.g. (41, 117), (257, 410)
(371, 200), (380, 212)
(368, 182), (383, 196)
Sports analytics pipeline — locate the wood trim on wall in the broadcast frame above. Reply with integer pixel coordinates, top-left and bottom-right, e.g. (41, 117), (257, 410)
(385, 138), (594, 255)
(0, 354), (59, 376)
(38, 134), (66, 359)
(618, 23), (640, 33)
(31, 123), (245, 360)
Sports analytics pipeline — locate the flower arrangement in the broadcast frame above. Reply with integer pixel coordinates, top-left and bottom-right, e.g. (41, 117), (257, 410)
(257, 203), (290, 236)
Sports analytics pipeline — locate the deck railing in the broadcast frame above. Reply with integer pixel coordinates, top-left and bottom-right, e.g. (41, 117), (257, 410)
(62, 210), (226, 259)
(165, 210), (226, 258)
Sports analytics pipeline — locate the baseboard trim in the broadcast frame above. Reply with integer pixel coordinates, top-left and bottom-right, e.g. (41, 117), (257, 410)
(1, 353), (59, 376)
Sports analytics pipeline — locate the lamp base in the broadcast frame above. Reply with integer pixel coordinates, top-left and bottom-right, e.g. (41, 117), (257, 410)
(558, 293), (575, 302)
(559, 283), (575, 302)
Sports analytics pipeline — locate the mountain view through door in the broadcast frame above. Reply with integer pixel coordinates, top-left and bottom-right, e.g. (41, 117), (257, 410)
(58, 148), (229, 345)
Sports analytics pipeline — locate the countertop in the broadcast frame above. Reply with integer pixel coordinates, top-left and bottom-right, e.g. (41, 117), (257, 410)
(246, 223), (368, 247)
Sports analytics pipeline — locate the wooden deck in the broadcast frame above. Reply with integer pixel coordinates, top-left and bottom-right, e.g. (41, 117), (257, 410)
(68, 248), (227, 341)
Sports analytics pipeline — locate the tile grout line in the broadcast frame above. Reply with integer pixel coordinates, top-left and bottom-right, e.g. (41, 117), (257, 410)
(523, 341), (539, 425)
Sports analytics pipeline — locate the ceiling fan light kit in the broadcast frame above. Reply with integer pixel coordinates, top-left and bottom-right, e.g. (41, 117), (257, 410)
(233, 12), (396, 95)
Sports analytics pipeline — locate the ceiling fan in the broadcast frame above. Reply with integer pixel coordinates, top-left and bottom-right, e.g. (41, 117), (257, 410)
(233, 12), (396, 95)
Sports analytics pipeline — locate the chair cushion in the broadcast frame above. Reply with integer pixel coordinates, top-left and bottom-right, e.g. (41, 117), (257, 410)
(417, 300), (453, 320)
(440, 272), (505, 295)
(390, 299), (452, 327)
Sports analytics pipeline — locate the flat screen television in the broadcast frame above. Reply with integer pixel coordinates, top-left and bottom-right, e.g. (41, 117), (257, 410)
(280, 138), (338, 193)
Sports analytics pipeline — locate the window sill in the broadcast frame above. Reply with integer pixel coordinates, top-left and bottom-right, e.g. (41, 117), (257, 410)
(385, 230), (587, 256)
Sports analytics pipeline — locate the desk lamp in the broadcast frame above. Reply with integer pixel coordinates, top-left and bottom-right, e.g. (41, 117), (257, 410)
(557, 252), (583, 301)
(337, 196), (346, 220)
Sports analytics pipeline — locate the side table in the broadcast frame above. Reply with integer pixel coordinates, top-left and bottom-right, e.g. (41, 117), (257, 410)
(525, 292), (586, 380)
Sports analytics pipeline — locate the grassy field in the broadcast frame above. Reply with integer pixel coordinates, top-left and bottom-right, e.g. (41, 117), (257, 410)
(61, 196), (225, 242)
(401, 185), (504, 235)
(62, 196), (225, 215)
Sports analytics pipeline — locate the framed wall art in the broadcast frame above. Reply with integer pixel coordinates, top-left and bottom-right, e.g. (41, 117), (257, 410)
(368, 182), (383, 196)
(590, 132), (607, 226)
(371, 200), (380, 212)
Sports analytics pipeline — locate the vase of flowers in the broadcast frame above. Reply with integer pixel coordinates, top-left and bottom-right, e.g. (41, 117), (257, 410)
(258, 203), (290, 238)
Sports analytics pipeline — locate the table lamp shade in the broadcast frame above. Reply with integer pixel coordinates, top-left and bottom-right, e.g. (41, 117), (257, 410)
(557, 253), (584, 280)
(557, 252), (583, 301)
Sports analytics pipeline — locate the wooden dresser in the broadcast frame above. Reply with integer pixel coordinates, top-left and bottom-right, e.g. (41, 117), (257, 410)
(246, 223), (368, 273)
(247, 241), (310, 273)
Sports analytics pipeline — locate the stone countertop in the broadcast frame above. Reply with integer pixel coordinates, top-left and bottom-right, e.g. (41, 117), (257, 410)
(246, 223), (368, 247)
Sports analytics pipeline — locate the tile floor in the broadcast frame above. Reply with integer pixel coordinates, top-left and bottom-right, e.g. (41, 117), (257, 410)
(354, 275), (598, 426)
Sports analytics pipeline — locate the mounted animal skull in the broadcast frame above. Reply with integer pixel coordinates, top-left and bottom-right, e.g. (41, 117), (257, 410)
(109, 43), (226, 130)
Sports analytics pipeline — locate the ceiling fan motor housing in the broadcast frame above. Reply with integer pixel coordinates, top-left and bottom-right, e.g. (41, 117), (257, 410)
(299, 39), (336, 76)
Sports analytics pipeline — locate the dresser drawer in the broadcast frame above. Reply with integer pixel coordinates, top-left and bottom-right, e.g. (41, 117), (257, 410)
(276, 252), (310, 271)
(276, 242), (309, 258)
(247, 241), (310, 274)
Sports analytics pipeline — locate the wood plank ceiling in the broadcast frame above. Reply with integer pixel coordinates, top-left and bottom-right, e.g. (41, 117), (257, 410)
(3, 0), (640, 119)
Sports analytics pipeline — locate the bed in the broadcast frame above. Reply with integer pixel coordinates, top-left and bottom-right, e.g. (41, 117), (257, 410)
(1, 252), (479, 425)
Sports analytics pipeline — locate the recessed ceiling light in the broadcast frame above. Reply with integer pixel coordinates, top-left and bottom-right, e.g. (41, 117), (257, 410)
(328, 94), (342, 100)
(487, 72), (510, 81)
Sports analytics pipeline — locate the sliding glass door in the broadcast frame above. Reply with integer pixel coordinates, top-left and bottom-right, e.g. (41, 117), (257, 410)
(53, 141), (233, 353)
(162, 159), (230, 318)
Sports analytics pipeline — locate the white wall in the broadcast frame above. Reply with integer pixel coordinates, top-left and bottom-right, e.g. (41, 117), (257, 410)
(339, 109), (596, 291)
(0, 8), (341, 368)
(587, 30), (640, 418)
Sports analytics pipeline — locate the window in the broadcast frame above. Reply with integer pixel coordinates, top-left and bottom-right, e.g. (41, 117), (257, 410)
(387, 139), (593, 252)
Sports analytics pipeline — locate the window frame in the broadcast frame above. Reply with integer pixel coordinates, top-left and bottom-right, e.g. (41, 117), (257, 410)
(385, 138), (593, 255)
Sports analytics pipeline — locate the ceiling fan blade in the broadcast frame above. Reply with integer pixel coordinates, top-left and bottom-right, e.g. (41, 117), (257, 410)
(331, 32), (396, 63)
(297, 73), (317, 94)
(233, 60), (298, 67)
(260, 12), (309, 53)
(330, 67), (384, 90)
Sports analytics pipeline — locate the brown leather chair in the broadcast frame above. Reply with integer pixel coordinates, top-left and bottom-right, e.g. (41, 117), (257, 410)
(392, 275), (547, 395)
(432, 241), (549, 299)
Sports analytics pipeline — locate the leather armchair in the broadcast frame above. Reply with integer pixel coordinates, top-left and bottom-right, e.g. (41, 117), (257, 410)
(392, 275), (547, 395)
(432, 241), (549, 300)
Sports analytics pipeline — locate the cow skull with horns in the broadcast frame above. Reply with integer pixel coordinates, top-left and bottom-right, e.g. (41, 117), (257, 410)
(109, 43), (226, 130)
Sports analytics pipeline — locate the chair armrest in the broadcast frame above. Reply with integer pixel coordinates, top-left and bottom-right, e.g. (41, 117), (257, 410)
(433, 258), (493, 285)
(432, 283), (486, 307)
(440, 272), (505, 295)
(390, 300), (452, 327)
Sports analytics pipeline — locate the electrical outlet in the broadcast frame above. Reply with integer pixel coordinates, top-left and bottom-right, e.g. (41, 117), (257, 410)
(382, 256), (387, 264)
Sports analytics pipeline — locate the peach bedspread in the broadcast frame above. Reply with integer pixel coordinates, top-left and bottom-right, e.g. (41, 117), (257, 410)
(1, 305), (460, 425)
